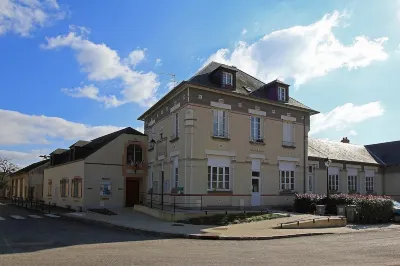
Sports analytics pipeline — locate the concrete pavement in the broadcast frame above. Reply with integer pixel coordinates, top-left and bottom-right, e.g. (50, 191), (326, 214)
(61, 208), (400, 240)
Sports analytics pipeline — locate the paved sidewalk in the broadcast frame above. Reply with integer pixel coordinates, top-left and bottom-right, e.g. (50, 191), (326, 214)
(61, 208), (400, 240)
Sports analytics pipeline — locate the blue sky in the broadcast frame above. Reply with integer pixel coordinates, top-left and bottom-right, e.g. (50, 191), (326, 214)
(0, 0), (399, 166)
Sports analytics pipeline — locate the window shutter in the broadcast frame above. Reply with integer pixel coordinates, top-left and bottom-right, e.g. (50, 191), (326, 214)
(291, 124), (295, 142)
(226, 111), (230, 137)
(261, 118), (264, 139)
(172, 114), (176, 136)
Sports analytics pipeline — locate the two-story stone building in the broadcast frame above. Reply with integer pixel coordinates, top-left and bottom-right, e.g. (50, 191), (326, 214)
(138, 62), (319, 208)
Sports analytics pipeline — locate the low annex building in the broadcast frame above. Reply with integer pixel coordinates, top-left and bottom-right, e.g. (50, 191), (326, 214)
(43, 127), (147, 211)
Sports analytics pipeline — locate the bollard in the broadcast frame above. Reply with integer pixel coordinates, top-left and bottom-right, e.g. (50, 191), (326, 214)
(297, 221), (299, 226)
(313, 219), (315, 223)
(328, 217), (330, 222)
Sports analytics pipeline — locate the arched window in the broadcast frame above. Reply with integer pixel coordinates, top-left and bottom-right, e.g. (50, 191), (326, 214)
(127, 144), (143, 165)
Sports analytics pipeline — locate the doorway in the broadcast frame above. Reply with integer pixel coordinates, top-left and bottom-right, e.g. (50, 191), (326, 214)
(251, 178), (261, 206)
(126, 179), (140, 207)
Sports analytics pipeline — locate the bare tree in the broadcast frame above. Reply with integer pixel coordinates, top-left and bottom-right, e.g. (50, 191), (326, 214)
(0, 158), (19, 189)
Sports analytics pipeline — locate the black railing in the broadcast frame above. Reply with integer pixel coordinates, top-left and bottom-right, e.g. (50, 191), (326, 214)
(140, 192), (203, 213)
(11, 196), (52, 213)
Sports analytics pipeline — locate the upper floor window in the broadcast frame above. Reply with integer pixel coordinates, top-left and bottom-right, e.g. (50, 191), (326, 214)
(127, 144), (143, 165)
(250, 116), (263, 142)
(213, 110), (229, 138)
(222, 72), (233, 86)
(282, 122), (295, 147)
(278, 87), (286, 101)
(172, 112), (179, 137)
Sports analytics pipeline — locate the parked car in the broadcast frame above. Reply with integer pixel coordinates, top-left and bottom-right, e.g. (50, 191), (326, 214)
(393, 200), (400, 216)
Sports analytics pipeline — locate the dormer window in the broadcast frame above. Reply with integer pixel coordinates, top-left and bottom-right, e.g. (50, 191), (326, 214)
(222, 72), (233, 87)
(278, 87), (286, 101)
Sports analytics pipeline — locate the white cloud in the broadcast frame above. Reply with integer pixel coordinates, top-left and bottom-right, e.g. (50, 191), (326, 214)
(241, 28), (247, 35)
(310, 102), (384, 135)
(127, 49), (146, 67)
(348, 130), (358, 136)
(166, 81), (176, 91)
(155, 58), (162, 67)
(0, 109), (125, 145)
(0, 0), (64, 36)
(203, 11), (388, 87)
(61, 85), (123, 108)
(0, 149), (50, 167)
(41, 26), (160, 107)
(135, 126), (144, 133)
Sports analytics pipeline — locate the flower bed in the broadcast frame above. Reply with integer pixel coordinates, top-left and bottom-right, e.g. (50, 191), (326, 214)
(293, 193), (393, 224)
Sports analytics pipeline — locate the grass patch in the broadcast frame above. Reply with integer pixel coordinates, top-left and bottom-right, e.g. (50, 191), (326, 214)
(178, 212), (286, 226)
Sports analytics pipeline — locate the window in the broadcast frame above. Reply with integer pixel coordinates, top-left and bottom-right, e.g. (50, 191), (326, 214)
(100, 181), (112, 196)
(127, 144), (143, 165)
(278, 87), (286, 101)
(222, 72), (233, 86)
(308, 166), (313, 173)
(172, 157), (179, 188)
(328, 174), (339, 191)
(250, 116), (263, 142)
(71, 177), (82, 198)
(60, 178), (69, 197)
(283, 122), (294, 146)
(348, 175), (357, 192)
(280, 170), (295, 191)
(172, 112), (179, 137)
(252, 171), (260, 177)
(208, 166), (230, 190)
(366, 176), (374, 192)
(47, 179), (52, 196)
(213, 110), (229, 138)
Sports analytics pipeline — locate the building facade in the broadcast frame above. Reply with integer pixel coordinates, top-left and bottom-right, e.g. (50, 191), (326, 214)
(138, 62), (319, 208)
(43, 127), (148, 210)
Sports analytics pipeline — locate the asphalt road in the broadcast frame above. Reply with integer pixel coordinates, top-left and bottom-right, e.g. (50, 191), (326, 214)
(1, 202), (400, 266)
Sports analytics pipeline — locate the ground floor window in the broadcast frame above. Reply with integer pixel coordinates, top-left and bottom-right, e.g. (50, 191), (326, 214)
(280, 170), (295, 191)
(208, 166), (230, 190)
(366, 176), (374, 192)
(47, 179), (52, 196)
(60, 178), (69, 197)
(348, 175), (357, 192)
(71, 177), (82, 198)
(328, 174), (339, 191)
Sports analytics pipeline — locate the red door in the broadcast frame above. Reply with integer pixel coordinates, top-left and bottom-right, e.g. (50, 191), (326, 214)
(126, 179), (140, 207)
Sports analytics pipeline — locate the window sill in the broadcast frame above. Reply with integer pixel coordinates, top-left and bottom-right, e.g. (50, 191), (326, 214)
(250, 140), (265, 145)
(207, 190), (232, 194)
(282, 144), (296, 149)
(169, 136), (179, 143)
(212, 136), (230, 141)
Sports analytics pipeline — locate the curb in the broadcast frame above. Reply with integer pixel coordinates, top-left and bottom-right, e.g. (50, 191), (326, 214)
(59, 213), (336, 241)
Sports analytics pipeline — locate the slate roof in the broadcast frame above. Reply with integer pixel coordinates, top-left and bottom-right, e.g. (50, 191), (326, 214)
(51, 127), (145, 167)
(365, 141), (400, 166)
(308, 138), (380, 165)
(188, 61), (317, 113)
(12, 159), (50, 176)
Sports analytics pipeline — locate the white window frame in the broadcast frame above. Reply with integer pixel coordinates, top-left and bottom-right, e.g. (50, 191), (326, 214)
(328, 174), (339, 191)
(278, 87), (286, 101)
(366, 176), (374, 192)
(208, 166), (230, 191)
(348, 175), (357, 192)
(213, 109), (229, 138)
(222, 72), (233, 86)
(250, 116), (263, 142)
(279, 170), (295, 191)
(283, 122), (294, 146)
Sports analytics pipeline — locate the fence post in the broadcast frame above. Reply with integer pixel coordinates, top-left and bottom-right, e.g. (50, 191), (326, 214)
(173, 195), (176, 214)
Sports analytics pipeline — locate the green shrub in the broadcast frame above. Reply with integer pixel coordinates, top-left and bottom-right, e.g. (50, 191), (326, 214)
(294, 193), (393, 224)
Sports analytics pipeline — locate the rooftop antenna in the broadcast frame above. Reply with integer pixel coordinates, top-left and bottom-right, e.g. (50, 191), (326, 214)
(157, 72), (177, 89)
(39, 155), (50, 160)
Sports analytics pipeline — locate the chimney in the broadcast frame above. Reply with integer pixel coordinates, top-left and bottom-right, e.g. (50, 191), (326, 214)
(341, 137), (350, 144)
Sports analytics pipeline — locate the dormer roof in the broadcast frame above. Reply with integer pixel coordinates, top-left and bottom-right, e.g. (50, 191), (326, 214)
(69, 140), (90, 148)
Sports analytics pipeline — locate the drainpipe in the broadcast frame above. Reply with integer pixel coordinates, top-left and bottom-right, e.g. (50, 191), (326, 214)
(303, 114), (307, 193)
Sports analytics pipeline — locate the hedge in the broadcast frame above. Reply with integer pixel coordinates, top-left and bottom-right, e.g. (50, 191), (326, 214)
(293, 193), (394, 224)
